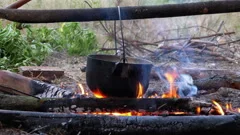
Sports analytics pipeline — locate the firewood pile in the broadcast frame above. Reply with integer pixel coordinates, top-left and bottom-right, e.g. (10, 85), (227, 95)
(99, 20), (240, 64)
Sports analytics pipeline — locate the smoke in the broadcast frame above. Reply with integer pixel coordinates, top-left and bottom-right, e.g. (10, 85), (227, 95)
(175, 74), (198, 97)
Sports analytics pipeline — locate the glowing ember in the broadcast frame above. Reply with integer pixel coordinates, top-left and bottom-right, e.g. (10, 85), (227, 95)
(92, 89), (107, 98)
(162, 71), (179, 98)
(172, 112), (187, 115)
(196, 106), (201, 115)
(111, 112), (132, 116)
(212, 100), (225, 115)
(92, 112), (132, 116)
(79, 111), (190, 116)
(79, 111), (144, 116)
(149, 93), (160, 98)
(137, 83), (143, 98)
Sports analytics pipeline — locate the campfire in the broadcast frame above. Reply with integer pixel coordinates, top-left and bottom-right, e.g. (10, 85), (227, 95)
(72, 68), (240, 117)
(1, 67), (240, 135)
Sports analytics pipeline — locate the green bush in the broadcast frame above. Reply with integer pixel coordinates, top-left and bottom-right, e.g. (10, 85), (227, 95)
(59, 22), (98, 55)
(0, 23), (52, 71)
(27, 22), (98, 56)
(0, 22), (98, 71)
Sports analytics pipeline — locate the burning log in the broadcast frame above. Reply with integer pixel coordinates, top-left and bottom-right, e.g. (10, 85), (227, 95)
(0, 93), (211, 114)
(1, 1), (240, 23)
(41, 97), (211, 114)
(0, 109), (240, 135)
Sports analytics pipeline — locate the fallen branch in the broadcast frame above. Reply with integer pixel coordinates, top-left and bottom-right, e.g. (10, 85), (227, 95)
(155, 32), (235, 44)
(119, 32), (235, 47)
(158, 44), (237, 63)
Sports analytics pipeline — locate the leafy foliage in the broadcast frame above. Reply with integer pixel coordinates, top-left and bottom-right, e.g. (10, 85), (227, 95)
(0, 23), (52, 71)
(0, 22), (98, 71)
(59, 23), (98, 55)
(27, 22), (98, 55)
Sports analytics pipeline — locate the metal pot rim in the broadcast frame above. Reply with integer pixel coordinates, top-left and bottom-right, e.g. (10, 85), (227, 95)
(87, 54), (153, 65)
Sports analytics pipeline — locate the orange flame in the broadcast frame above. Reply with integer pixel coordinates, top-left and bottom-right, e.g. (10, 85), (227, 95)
(226, 103), (229, 111)
(137, 83), (143, 98)
(238, 108), (240, 113)
(92, 89), (107, 98)
(196, 106), (201, 115)
(77, 83), (88, 95)
(226, 103), (233, 112)
(162, 72), (179, 98)
(212, 100), (225, 115)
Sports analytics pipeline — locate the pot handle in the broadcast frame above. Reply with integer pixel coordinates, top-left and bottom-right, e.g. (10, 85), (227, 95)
(112, 63), (133, 78)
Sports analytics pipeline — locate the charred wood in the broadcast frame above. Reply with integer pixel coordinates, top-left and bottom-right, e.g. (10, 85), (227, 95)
(0, 93), (211, 113)
(1, 1), (240, 23)
(41, 97), (197, 113)
(0, 109), (240, 135)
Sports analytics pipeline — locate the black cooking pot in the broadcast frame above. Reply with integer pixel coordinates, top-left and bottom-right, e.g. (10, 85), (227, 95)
(86, 54), (153, 98)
